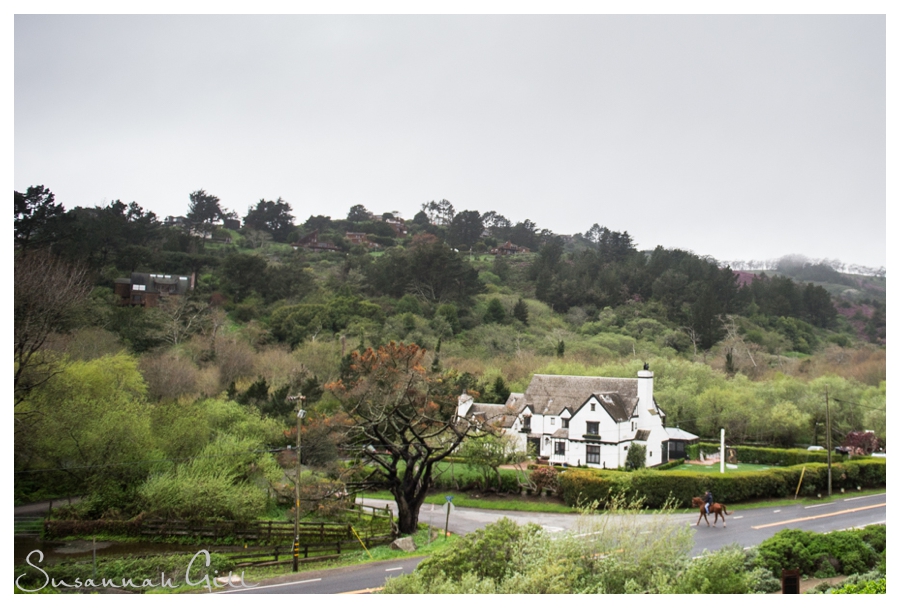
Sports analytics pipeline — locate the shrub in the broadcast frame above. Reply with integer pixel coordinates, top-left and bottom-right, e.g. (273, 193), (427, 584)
(529, 466), (559, 495)
(756, 526), (882, 578)
(411, 517), (542, 584)
(669, 544), (754, 594)
(831, 576), (886, 594)
(384, 498), (695, 594)
(625, 443), (646, 469)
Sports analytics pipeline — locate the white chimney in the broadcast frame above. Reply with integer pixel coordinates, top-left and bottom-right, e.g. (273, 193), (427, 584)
(637, 368), (654, 428)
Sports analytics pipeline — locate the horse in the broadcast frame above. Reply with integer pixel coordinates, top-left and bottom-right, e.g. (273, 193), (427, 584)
(691, 496), (729, 527)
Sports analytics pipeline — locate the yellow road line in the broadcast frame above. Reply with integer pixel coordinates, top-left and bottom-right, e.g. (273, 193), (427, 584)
(341, 587), (383, 594)
(751, 503), (885, 530)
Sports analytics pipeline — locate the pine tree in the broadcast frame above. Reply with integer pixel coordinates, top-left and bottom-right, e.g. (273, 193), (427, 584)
(513, 298), (529, 325)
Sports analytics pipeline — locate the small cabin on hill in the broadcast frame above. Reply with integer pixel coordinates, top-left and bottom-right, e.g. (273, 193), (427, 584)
(457, 368), (697, 468)
(114, 272), (193, 307)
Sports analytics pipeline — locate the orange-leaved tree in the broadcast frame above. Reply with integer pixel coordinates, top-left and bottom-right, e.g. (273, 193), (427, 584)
(326, 342), (485, 535)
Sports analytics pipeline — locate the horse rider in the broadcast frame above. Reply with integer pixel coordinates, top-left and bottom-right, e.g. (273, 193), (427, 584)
(704, 490), (713, 514)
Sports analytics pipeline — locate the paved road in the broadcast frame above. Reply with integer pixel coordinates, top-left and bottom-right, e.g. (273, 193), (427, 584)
(221, 492), (885, 594)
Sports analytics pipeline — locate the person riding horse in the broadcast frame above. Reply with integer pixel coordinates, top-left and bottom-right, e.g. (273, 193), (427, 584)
(692, 495), (729, 527)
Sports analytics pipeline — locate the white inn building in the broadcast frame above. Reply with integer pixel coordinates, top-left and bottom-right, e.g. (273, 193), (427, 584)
(457, 367), (698, 468)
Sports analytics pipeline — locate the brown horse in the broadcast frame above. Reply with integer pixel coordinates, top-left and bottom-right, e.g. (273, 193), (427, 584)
(691, 496), (729, 527)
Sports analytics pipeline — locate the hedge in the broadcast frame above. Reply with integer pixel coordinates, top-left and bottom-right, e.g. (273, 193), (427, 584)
(557, 458), (885, 509)
(691, 442), (848, 466)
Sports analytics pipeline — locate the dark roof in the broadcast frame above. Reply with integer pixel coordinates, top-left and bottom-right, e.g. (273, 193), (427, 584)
(634, 429), (651, 441)
(466, 403), (517, 429)
(513, 375), (640, 421)
(590, 392), (633, 423)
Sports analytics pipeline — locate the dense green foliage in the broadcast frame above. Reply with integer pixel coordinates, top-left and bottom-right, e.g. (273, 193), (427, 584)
(382, 506), (780, 594)
(13, 186), (886, 525)
(830, 577), (886, 594)
(756, 525), (885, 579)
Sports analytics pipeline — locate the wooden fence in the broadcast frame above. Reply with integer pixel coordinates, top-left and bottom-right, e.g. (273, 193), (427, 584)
(43, 503), (396, 548)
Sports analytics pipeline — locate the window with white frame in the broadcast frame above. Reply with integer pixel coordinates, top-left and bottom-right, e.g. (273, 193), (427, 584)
(586, 421), (599, 435)
(586, 445), (601, 464)
(554, 441), (566, 455)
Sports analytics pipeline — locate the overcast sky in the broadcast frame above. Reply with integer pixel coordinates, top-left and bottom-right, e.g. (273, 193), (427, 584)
(14, 11), (887, 268)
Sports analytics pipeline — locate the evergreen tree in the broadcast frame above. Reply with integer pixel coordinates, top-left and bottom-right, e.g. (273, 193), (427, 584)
(484, 298), (506, 324)
(513, 298), (529, 325)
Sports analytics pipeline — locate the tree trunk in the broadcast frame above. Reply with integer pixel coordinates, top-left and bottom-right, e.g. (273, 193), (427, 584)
(393, 488), (428, 535)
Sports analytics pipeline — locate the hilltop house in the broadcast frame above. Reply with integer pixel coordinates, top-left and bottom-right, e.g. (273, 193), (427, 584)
(457, 368), (697, 468)
(114, 272), (193, 307)
(292, 230), (341, 253)
(490, 241), (530, 255)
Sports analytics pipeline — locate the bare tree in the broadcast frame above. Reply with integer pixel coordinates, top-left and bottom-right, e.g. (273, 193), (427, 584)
(326, 342), (487, 534)
(153, 296), (209, 346)
(14, 250), (91, 405)
(139, 351), (202, 401)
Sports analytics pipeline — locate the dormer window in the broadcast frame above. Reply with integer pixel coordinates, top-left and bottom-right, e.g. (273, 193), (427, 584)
(562, 418), (569, 429)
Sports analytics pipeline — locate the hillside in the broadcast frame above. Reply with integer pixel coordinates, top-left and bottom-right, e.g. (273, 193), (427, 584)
(14, 189), (886, 514)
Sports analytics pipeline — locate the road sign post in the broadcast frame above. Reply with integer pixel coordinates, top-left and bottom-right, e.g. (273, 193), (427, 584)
(443, 495), (454, 538)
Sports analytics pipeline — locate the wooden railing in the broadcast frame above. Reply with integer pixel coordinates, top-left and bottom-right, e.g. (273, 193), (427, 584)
(44, 503), (395, 545)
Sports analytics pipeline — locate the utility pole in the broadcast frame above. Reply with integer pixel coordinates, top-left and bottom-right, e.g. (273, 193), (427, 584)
(825, 387), (832, 497)
(288, 394), (306, 572)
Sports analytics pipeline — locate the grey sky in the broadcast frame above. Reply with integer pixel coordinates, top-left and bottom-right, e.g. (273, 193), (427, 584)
(14, 13), (886, 268)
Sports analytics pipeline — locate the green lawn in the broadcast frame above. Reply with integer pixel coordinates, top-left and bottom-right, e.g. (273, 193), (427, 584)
(360, 490), (577, 513)
(671, 462), (773, 473)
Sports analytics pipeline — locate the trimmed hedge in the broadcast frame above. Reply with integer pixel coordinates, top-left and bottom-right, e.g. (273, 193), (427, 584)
(693, 442), (848, 466)
(557, 458), (885, 509)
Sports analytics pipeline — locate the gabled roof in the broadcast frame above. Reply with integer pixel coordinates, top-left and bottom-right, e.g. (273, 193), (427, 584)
(514, 375), (640, 420)
(588, 392), (633, 423)
(634, 429), (651, 441)
(465, 403), (517, 429)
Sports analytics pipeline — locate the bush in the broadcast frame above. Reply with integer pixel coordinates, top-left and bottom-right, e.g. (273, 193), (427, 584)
(411, 517), (542, 584)
(529, 467), (558, 495)
(625, 443), (646, 469)
(831, 577), (886, 594)
(669, 544), (755, 594)
(383, 498), (696, 594)
(756, 526), (883, 578)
